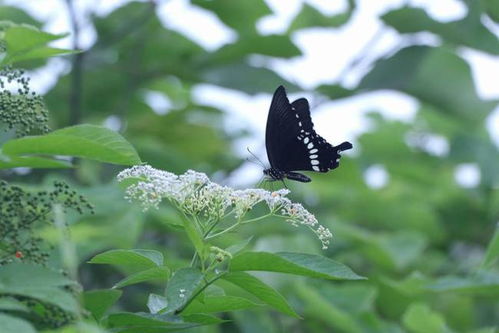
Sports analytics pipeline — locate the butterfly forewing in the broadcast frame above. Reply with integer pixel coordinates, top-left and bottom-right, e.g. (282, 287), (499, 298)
(265, 86), (352, 174)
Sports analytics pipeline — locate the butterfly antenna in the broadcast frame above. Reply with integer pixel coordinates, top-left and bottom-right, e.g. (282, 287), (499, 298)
(246, 147), (266, 168)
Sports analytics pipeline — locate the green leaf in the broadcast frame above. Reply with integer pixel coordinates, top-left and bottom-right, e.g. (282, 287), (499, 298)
(0, 313), (36, 333)
(209, 35), (301, 64)
(8, 46), (77, 64)
(359, 46), (496, 122)
(113, 266), (170, 288)
(179, 214), (206, 259)
(225, 236), (253, 256)
(222, 271), (299, 317)
(230, 251), (365, 280)
(202, 63), (299, 94)
(106, 312), (224, 332)
(316, 84), (357, 100)
(481, 224), (499, 268)
(427, 271), (499, 295)
(288, 1), (355, 32)
(163, 268), (204, 314)
(0, 263), (74, 287)
(484, 0), (499, 22)
(0, 8), (41, 27)
(0, 297), (29, 312)
(382, 5), (499, 55)
(83, 289), (122, 321)
(89, 249), (164, 272)
(191, 0), (271, 35)
(294, 282), (363, 333)
(402, 303), (449, 333)
(181, 313), (227, 325)
(182, 295), (261, 315)
(2, 124), (141, 165)
(0, 153), (72, 169)
(1, 24), (72, 65)
(147, 294), (168, 314)
(0, 263), (79, 313)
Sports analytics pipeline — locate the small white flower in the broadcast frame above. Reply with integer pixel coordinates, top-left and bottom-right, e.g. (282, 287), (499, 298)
(117, 165), (333, 249)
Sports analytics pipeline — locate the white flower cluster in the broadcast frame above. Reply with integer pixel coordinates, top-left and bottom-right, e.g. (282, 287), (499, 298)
(117, 165), (333, 249)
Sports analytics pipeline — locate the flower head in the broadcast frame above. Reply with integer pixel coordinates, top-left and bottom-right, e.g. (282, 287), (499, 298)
(117, 165), (333, 249)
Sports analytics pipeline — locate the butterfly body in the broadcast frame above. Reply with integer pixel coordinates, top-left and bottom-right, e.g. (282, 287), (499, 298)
(263, 168), (311, 183)
(264, 86), (352, 183)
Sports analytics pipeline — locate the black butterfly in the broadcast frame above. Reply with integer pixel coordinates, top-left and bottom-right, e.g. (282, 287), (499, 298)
(263, 85), (352, 183)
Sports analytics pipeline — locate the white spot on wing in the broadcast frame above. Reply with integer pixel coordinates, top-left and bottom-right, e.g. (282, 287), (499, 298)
(304, 137), (310, 144)
(311, 160), (319, 165)
(310, 148), (318, 154)
(312, 166), (320, 171)
(309, 154), (318, 159)
(295, 114), (299, 118)
(307, 143), (314, 149)
(298, 121), (302, 127)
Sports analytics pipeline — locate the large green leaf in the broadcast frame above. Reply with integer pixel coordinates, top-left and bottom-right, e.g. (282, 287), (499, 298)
(359, 46), (497, 121)
(106, 312), (224, 332)
(113, 266), (170, 288)
(162, 268), (204, 314)
(0, 313), (36, 333)
(83, 289), (123, 321)
(230, 251), (365, 280)
(222, 272), (298, 317)
(0, 153), (72, 169)
(182, 295), (261, 315)
(382, 5), (499, 54)
(0, 263), (78, 313)
(89, 249), (164, 272)
(2, 125), (141, 165)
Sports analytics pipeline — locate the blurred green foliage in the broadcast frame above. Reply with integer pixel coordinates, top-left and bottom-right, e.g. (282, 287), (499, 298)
(0, 0), (498, 332)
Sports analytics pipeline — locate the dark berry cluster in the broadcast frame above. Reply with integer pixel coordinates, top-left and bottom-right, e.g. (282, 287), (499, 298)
(0, 180), (94, 265)
(0, 66), (50, 137)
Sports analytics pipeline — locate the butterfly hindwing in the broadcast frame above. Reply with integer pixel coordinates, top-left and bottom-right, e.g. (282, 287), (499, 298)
(265, 86), (352, 174)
